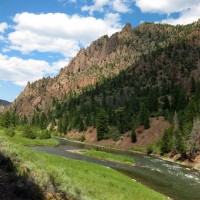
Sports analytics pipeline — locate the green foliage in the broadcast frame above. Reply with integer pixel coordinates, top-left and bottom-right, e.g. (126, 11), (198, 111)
(95, 109), (109, 141)
(107, 126), (121, 141)
(39, 112), (47, 129)
(174, 130), (187, 155)
(131, 129), (137, 143)
(4, 127), (15, 137)
(139, 103), (150, 129)
(21, 125), (37, 139)
(0, 139), (167, 200)
(146, 144), (153, 155)
(79, 135), (85, 142)
(0, 111), (11, 128)
(9, 22), (200, 161)
(160, 127), (173, 155)
(38, 130), (51, 139)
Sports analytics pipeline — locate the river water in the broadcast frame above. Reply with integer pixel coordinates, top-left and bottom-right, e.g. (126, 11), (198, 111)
(32, 138), (200, 200)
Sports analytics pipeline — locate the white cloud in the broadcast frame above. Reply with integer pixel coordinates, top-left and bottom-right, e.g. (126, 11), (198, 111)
(134, 0), (200, 14)
(6, 12), (121, 57)
(82, 0), (132, 15)
(0, 22), (8, 33)
(134, 0), (200, 25)
(162, 3), (200, 25)
(0, 54), (61, 86)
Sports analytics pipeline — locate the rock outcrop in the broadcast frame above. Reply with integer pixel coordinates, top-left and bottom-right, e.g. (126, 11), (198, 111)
(7, 20), (200, 117)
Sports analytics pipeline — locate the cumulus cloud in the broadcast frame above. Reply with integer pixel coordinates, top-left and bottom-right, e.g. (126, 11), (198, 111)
(162, 3), (200, 25)
(82, 0), (132, 15)
(134, 0), (200, 25)
(0, 54), (63, 86)
(6, 12), (121, 57)
(134, 0), (199, 14)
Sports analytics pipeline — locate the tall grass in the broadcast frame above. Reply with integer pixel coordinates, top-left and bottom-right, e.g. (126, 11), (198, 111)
(0, 137), (168, 200)
(0, 127), (59, 147)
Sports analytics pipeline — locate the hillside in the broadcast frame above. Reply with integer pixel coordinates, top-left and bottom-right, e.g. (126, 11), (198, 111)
(7, 20), (200, 117)
(4, 20), (200, 160)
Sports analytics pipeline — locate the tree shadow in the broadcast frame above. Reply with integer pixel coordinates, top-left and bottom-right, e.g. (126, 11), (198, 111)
(0, 153), (45, 200)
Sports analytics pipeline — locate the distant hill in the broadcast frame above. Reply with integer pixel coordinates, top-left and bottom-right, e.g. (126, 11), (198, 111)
(0, 100), (11, 107)
(0, 100), (11, 113)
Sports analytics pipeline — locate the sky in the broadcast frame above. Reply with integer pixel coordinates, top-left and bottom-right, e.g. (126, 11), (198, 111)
(0, 0), (200, 102)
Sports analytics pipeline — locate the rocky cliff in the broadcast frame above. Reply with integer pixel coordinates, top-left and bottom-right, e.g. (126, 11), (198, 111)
(7, 20), (200, 117)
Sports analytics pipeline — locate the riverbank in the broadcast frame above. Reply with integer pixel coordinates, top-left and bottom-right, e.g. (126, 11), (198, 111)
(0, 128), (59, 147)
(0, 151), (44, 200)
(59, 137), (200, 171)
(0, 137), (168, 200)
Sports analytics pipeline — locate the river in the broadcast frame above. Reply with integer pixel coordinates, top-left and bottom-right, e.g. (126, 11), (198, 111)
(32, 138), (200, 200)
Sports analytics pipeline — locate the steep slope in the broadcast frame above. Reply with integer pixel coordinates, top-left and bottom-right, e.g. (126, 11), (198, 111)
(8, 21), (199, 117)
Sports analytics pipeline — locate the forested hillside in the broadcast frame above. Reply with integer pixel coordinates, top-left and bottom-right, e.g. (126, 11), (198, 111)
(2, 20), (200, 159)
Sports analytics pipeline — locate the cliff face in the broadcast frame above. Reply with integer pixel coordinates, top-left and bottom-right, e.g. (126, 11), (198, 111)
(7, 20), (200, 117)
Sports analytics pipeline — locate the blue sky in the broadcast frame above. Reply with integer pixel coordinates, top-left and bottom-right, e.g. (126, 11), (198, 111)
(0, 0), (199, 102)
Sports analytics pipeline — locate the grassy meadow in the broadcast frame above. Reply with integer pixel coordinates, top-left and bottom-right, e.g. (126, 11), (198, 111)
(0, 126), (168, 199)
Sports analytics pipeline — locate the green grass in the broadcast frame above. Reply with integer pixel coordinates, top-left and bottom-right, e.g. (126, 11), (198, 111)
(0, 128), (59, 147)
(80, 150), (135, 165)
(0, 138), (168, 200)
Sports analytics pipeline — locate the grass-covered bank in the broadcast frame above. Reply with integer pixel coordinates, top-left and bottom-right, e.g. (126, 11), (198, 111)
(0, 137), (168, 200)
(0, 151), (44, 200)
(79, 149), (135, 165)
(0, 127), (59, 147)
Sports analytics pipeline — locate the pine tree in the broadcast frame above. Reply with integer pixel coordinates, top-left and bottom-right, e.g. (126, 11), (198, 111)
(160, 127), (173, 154)
(131, 129), (137, 143)
(39, 112), (47, 129)
(95, 109), (108, 141)
(188, 118), (200, 158)
(0, 111), (11, 128)
(57, 118), (64, 134)
(138, 103), (150, 129)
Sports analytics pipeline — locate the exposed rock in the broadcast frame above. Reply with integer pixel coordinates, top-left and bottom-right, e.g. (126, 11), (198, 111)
(6, 20), (200, 117)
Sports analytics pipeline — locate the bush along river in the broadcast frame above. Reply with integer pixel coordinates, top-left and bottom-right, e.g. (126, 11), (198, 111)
(32, 138), (200, 200)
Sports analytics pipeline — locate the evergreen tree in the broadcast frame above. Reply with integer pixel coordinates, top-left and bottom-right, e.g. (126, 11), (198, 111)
(174, 130), (187, 156)
(160, 127), (173, 154)
(95, 109), (108, 141)
(131, 129), (137, 143)
(138, 103), (150, 129)
(0, 111), (11, 128)
(39, 112), (47, 129)
(57, 118), (64, 134)
(162, 96), (170, 110)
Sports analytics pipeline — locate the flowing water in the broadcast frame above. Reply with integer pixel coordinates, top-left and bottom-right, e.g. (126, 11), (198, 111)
(32, 139), (200, 200)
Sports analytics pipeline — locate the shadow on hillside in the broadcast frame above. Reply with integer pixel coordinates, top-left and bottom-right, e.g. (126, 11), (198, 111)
(0, 153), (44, 200)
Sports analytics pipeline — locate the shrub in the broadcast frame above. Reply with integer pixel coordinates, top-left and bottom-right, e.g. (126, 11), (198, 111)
(38, 130), (51, 139)
(108, 126), (121, 141)
(146, 144), (153, 155)
(4, 128), (15, 137)
(131, 130), (137, 143)
(21, 125), (37, 139)
(79, 135), (85, 142)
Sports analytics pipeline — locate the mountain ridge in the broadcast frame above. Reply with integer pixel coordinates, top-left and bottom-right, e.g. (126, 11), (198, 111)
(7, 20), (200, 117)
